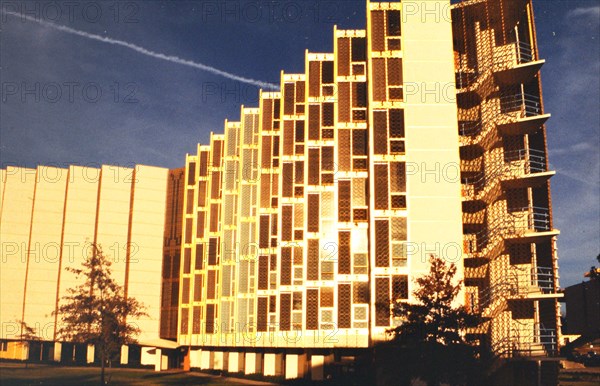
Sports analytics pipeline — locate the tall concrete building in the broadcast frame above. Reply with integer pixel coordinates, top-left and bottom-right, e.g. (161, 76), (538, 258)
(177, 0), (561, 381)
(0, 0), (562, 382)
(0, 164), (171, 365)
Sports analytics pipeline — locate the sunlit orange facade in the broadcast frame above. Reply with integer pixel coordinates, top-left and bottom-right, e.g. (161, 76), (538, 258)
(176, 0), (561, 381)
(0, 0), (562, 382)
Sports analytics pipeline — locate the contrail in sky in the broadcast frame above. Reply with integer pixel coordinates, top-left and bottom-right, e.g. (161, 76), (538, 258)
(2, 11), (280, 90)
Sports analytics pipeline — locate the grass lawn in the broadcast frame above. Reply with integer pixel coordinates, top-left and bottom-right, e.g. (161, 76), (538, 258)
(0, 364), (274, 385)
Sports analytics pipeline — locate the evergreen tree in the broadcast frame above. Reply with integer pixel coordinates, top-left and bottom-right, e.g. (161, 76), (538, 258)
(54, 244), (147, 385)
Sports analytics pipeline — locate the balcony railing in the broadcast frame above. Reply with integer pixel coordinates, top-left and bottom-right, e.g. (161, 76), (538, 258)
(463, 206), (552, 256)
(455, 70), (478, 89)
(466, 265), (557, 317)
(461, 148), (548, 198)
(531, 266), (555, 293)
(509, 205), (551, 232)
(504, 148), (548, 174)
(458, 120), (482, 137)
(500, 92), (542, 118)
(516, 41), (534, 64)
(492, 325), (558, 359)
(512, 326), (558, 357)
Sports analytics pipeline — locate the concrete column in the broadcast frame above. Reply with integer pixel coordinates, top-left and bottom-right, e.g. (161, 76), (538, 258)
(141, 347), (154, 366)
(285, 353), (307, 379)
(214, 351), (227, 370)
(86, 344), (95, 364)
(161, 352), (169, 370)
(264, 353), (284, 376)
(228, 352), (245, 373)
(23, 342), (30, 361)
(311, 354), (333, 381)
(183, 349), (190, 371)
(120, 345), (129, 365)
(200, 349), (213, 370)
(190, 349), (202, 368)
(244, 352), (262, 375)
(53, 342), (62, 362)
(154, 348), (162, 372)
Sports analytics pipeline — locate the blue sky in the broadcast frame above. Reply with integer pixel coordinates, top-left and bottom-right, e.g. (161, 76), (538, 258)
(1, 1), (598, 287)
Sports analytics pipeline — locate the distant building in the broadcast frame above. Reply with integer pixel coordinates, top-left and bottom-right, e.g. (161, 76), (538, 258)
(564, 279), (600, 337)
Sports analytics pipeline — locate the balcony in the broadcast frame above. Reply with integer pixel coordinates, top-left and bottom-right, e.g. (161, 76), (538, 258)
(493, 331), (558, 359)
(459, 120), (482, 137)
(524, 267), (563, 299)
(461, 149), (554, 203)
(462, 206), (558, 258)
(466, 265), (561, 318)
(504, 206), (560, 245)
(458, 120), (485, 148)
(498, 92), (550, 136)
(455, 68), (485, 108)
(508, 265), (562, 300)
(456, 70), (478, 90)
(501, 149), (555, 189)
(510, 325), (559, 358)
(494, 41), (545, 86)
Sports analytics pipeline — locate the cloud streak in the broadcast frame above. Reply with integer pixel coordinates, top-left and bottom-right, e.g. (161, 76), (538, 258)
(2, 11), (280, 91)
(567, 6), (600, 19)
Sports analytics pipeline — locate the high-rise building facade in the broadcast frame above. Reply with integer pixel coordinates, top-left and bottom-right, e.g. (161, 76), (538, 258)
(177, 0), (561, 381)
(453, 0), (561, 364)
(0, 0), (562, 382)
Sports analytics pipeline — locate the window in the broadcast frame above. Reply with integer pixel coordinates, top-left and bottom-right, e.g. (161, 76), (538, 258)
(353, 306), (368, 329)
(321, 260), (334, 281)
(192, 306), (201, 334)
(306, 289), (319, 330)
(338, 232), (351, 274)
(375, 220), (390, 267)
(392, 275), (409, 301)
(280, 293), (291, 331)
(353, 282), (369, 303)
(387, 10), (401, 36)
(375, 277), (391, 326)
(180, 307), (189, 334)
(353, 253), (368, 274)
(187, 162), (196, 186)
(338, 284), (352, 328)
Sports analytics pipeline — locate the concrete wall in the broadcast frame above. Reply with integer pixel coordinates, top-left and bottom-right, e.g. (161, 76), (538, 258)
(0, 164), (169, 348)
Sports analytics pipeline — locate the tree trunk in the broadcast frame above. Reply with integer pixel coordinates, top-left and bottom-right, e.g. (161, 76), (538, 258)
(100, 349), (105, 385)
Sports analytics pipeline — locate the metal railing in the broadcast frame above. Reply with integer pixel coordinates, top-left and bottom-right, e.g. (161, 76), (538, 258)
(516, 41), (534, 64)
(531, 266), (555, 293)
(463, 205), (552, 256)
(492, 324), (558, 359)
(458, 120), (483, 137)
(510, 205), (551, 232)
(500, 92), (542, 117)
(468, 264), (556, 315)
(462, 148), (548, 198)
(456, 70), (479, 89)
(512, 326), (558, 357)
(504, 148), (547, 174)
